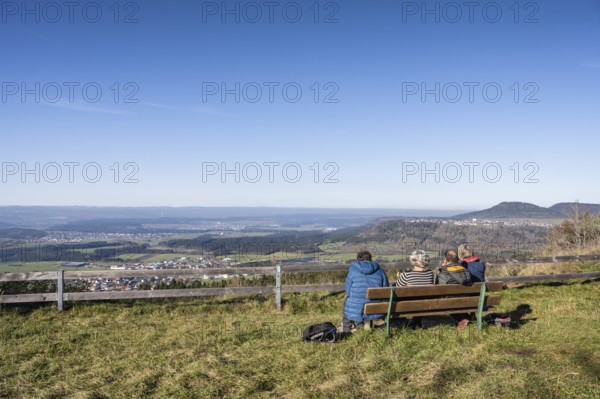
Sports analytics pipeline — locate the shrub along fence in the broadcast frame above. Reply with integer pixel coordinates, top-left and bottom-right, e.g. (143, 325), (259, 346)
(1, 255), (599, 311)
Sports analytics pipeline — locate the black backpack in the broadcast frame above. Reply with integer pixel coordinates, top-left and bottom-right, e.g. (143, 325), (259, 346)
(302, 322), (337, 342)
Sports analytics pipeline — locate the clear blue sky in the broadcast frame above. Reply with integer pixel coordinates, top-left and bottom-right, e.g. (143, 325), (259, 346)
(1, 0), (599, 210)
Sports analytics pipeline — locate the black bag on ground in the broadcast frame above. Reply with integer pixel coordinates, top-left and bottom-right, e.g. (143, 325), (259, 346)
(484, 313), (511, 327)
(302, 322), (337, 342)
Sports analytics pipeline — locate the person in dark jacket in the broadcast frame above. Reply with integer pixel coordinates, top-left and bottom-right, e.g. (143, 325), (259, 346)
(438, 249), (472, 328)
(458, 244), (486, 282)
(435, 249), (471, 285)
(342, 251), (389, 333)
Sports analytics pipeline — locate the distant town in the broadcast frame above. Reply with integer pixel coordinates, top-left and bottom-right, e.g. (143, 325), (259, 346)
(64, 256), (250, 292)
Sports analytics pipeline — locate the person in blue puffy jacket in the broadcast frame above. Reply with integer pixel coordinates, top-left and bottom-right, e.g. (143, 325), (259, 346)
(341, 251), (389, 333)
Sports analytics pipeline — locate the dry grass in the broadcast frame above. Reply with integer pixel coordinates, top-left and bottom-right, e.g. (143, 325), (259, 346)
(488, 263), (580, 279)
(543, 243), (600, 257)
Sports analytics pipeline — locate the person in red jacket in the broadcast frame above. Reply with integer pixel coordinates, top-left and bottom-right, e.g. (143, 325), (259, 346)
(458, 244), (486, 282)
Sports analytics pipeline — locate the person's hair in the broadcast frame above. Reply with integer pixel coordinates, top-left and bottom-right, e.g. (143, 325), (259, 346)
(357, 251), (372, 261)
(409, 250), (430, 268)
(458, 244), (474, 259)
(444, 249), (459, 264)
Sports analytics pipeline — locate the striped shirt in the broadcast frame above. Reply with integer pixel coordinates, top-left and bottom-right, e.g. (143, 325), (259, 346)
(395, 269), (434, 287)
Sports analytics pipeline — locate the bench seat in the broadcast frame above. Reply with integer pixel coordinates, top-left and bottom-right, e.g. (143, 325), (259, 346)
(364, 282), (504, 336)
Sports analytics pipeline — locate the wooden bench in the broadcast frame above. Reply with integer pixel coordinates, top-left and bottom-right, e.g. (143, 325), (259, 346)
(364, 282), (504, 337)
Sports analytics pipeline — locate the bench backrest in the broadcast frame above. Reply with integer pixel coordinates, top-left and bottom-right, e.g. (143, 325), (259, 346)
(364, 282), (503, 318)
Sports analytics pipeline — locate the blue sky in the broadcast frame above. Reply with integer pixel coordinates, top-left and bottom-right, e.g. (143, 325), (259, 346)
(1, 0), (599, 210)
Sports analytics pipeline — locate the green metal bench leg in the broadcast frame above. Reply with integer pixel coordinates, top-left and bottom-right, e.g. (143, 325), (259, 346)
(477, 283), (487, 332)
(386, 288), (395, 338)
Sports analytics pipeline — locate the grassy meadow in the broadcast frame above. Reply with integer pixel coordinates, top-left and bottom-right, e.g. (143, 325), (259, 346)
(0, 262), (65, 273)
(1, 279), (599, 399)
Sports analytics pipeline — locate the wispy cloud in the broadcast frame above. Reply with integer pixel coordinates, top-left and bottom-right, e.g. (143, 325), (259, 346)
(142, 102), (227, 117)
(189, 105), (228, 117)
(141, 102), (182, 111)
(581, 61), (600, 69)
(48, 101), (135, 115)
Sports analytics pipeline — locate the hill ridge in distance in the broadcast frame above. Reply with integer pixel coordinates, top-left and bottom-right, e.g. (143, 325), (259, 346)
(452, 201), (599, 220)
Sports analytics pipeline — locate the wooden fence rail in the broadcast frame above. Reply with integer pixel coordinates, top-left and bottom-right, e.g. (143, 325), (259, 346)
(1, 257), (600, 310)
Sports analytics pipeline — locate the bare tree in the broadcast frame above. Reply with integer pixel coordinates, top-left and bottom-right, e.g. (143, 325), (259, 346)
(547, 201), (600, 254)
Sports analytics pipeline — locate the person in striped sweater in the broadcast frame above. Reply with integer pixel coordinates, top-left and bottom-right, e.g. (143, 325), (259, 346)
(393, 250), (434, 286)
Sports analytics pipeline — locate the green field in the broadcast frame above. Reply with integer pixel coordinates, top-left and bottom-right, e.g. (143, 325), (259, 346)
(213, 241), (416, 264)
(141, 253), (204, 263)
(0, 262), (64, 273)
(0, 280), (598, 398)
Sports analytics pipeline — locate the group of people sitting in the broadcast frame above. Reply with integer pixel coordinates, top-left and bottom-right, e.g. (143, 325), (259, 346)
(342, 245), (486, 333)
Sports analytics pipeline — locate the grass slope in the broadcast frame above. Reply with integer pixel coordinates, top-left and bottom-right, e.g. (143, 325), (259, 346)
(0, 281), (599, 399)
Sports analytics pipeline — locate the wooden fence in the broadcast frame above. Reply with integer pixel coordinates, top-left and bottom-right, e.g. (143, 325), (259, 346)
(1, 256), (599, 310)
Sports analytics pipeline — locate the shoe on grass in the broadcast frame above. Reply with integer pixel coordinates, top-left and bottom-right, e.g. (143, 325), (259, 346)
(456, 319), (470, 330)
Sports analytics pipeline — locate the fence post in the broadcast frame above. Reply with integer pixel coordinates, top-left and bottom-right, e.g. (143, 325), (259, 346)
(57, 269), (64, 311)
(275, 264), (282, 310)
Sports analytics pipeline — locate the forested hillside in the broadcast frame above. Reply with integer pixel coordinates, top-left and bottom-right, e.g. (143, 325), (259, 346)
(347, 219), (548, 251)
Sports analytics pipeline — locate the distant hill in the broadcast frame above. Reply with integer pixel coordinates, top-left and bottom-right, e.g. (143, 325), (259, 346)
(0, 206), (459, 229)
(453, 202), (600, 220)
(0, 228), (47, 240)
(0, 221), (15, 228)
(346, 218), (549, 257)
(548, 202), (600, 216)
